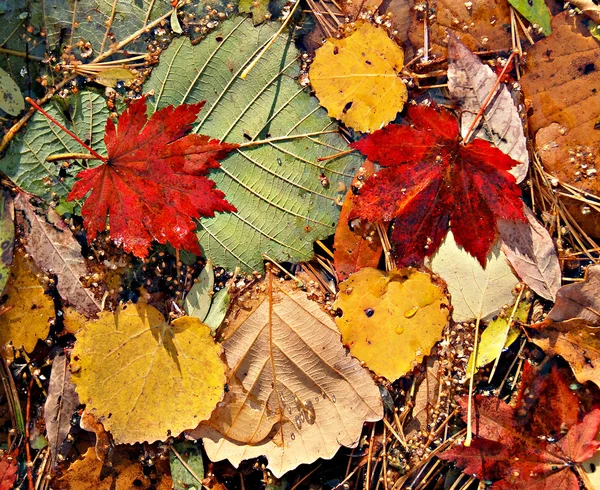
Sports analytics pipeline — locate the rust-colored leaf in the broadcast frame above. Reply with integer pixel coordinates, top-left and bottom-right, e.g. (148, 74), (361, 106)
(333, 161), (383, 281)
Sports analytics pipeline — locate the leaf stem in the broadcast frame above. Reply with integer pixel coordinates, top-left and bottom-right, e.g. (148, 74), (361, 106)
(25, 97), (107, 163)
(462, 50), (518, 145)
(240, 0), (301, 80)
(238, 130), (339, 148)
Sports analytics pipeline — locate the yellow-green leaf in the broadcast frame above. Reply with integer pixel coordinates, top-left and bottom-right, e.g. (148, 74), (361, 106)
(466, 299), (531, 377)
(0, 66), (25, 116)
(334, 267), (450, 381)
(71, 303), (226, 444)
(309, 22), (408, 132)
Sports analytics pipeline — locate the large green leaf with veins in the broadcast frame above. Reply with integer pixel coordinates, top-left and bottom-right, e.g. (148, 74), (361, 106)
(144, 17), (361, 272)
(1, 90), (108, 203)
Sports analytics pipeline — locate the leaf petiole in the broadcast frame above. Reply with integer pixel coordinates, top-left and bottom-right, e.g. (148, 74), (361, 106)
(25, 97), (107, 163)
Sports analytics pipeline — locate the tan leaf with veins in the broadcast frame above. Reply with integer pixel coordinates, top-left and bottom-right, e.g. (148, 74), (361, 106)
(190, 274), (383, 478)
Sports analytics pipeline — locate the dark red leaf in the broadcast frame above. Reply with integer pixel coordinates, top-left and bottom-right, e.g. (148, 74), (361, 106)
(67, 97), (238, 258)
(439, 366), (600, 489)
(350, 105), (525, 267)
(0, 451), (18, 490)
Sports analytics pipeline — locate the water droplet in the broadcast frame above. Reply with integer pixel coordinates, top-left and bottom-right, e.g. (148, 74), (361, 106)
(290, 432), (296, 440)
(295, 415), (303, 429)
(364, 308), (375, 318)
(304, 400), (316, 425)
(582, 205), (591, 215)
(287, 406), (292, 415)
(395, 325), (404, 335)
(415, 349), (422, 357)
(404, 306), (419, 318)
(332, 395), (337, 403)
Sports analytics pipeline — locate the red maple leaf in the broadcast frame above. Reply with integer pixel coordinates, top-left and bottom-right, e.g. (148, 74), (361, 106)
(439, 364), (600, 489)
(67, 97), (237, 258)
(350, 104), (525, 267)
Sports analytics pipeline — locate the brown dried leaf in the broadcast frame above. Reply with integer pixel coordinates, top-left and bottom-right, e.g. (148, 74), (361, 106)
(191, 274), (383, 478)
(498, 206), (561, 301)
(408, 0), (513, 58)
(55, 447), (172, 490)
(527, 319), (600, 386)
(520, 13), (600, 236)
(547, 264), (600, 324)
(14, 193), (101, 317)
(405, 357), (441, 440)
(44, 354), (80, 467)
(448, 35), (529, 182)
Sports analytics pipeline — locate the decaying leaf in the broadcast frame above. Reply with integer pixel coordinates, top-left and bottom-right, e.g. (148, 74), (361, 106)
(80, 411), (112, 462)
(526, 269), (600, 385)
(71, 302), (226, 444)
(429, 231), (519, 322)
(334, 267), (450, 381)
(309, 22), (408, 132)
(404, 357), (441, 440)
(0, 250), (53, 352)
(547, 265), (600, 324)
(333, 161), (382, 282)
(528, 320), (600, 387)
(440, 366), (600, 489)
(520, 12), (600, 236)
(0, 191), (14, 294)
(498, 206), (561, 301)
(45, 354), (81, 467)
(448, 35), (529, 183)
(191, 274), (383, 478)
(0, 451), (18, 490)
(408, 0), (513, 57)
(55, 447), (173, 490)
(14, 192), (101, 317)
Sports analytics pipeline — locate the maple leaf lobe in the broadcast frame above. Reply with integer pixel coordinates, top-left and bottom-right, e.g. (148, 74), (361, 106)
(350, 105), (525, 267)
(68, 97), (238, 258)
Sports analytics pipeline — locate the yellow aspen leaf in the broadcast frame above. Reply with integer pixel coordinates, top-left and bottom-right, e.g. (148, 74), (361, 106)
(309, 22), (408, 132)
(334, 267), (450, 381)
(71, 303), (226, 444)
(191, 273), (382, 478)
(0, 250), (53, 352)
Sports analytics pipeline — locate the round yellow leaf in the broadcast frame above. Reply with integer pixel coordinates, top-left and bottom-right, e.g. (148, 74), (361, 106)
(0, 251), (53, 352)
(334, 267), (449, 381)
(309, 22), (408, 132)
(71, 303), (226, 444)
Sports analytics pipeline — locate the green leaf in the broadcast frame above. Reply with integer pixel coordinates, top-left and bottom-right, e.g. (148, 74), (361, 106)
(184, 260), (214, 321)
(170, 442), (205, 490)
(143, 17), (361, 271)
(43, 0), (170, 56)
(0, 191), (15, 294)
(239, 0), (270, 25)
(508, 0), (552, 36)
(203, 287), (230, 332)
(0, 67), (24, 116)
(1, 90), (108, 203)
(0, 0), (45, 98)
